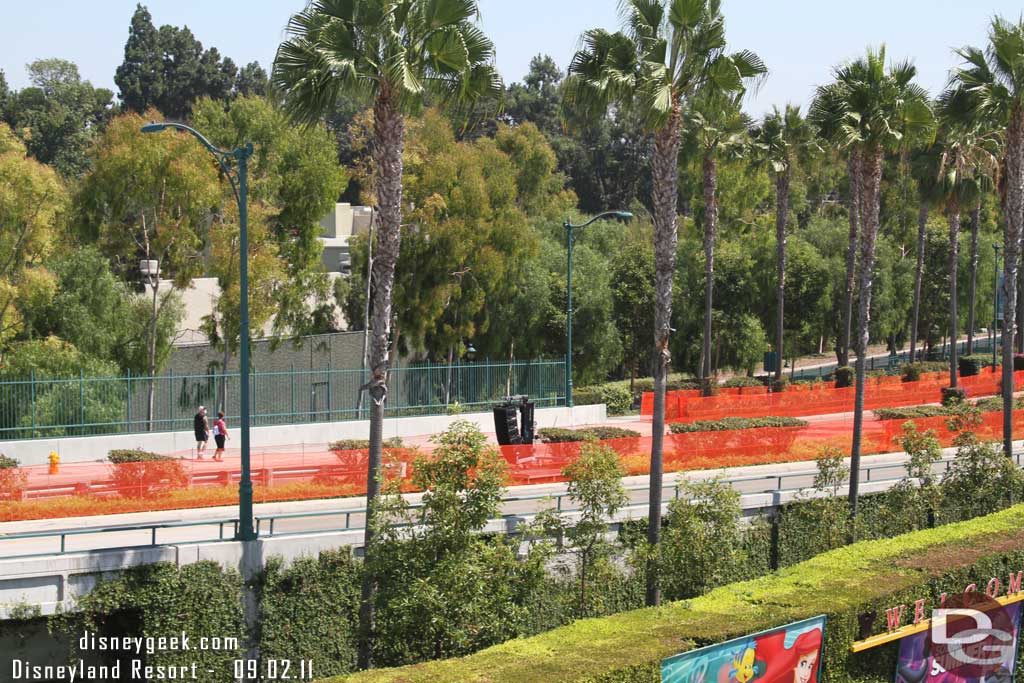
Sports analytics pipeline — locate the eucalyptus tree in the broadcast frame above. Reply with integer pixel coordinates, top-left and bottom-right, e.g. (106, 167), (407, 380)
(272, 0), (502, 667)
(686, 93), (757, 390)
(564, 0), (765, 607)
(951, 16), (1024, 457)
(752, 104), (818, 382)
(934, 86), (1001, 387)
(810, 47), (933, 524)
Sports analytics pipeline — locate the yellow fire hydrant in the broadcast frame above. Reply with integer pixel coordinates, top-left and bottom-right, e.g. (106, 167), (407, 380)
(48, 451), (59, 475)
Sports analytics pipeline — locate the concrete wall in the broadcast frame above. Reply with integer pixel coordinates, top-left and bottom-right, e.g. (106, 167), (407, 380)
(4, 404), (606, 466)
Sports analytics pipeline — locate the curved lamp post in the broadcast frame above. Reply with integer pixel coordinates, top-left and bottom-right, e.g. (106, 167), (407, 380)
(563, 211), (633, 406)
(142, 122), (256, 542)
(994, 243), (1002, 369)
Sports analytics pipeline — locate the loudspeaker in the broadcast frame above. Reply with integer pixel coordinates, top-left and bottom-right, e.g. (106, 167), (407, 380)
(519, 401), (535, 444)
(493, 405), (521, 445)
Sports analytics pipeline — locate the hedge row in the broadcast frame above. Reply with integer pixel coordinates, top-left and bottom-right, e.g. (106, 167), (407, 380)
(873, 396), (1024, 421)
(537, 427), (642, 443)
(335, 503), (1024, 683)
(574, 374), (700, 415)
(669, 416), (808, 433)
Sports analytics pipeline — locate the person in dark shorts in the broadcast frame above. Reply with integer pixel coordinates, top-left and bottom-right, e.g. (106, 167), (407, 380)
(212, 411), (229, 461)
(194, 406), (209, 459)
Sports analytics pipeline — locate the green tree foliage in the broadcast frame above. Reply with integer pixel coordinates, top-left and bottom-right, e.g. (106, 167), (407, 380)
(659, 478), (746, 600)
(369, 421), (548, 666)
(18, 245), (180, 375)
(538, 442), (628, 616)
(114, 4), (255, 118)
(0, 124), (67, 348)
(190, 95), (347, 353)
(2, 59), (114, 177)
(610, 232), (656, 383)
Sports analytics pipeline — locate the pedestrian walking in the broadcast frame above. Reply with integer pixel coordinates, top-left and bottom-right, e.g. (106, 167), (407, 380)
(194, 406), (209, 459)
(212, 411), (229, 461)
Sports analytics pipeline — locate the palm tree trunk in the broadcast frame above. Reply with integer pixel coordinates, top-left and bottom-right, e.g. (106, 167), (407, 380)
(774, 169), (790, 382)
(358, 89), (405, 670)
(646, 107), (681, 608)
(910, 203), (928, 363)
(701, 146), (718, 394)
(849, 145), (883, 529)
(1010, 109), (1024, 455)
(840, 151), (861, 366)
(966, 203), (981, 355)
(948, 206), (961, 388)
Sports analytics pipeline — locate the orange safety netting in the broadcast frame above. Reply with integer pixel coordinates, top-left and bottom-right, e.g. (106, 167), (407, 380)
(640, 368), (1021, 422)
(3, 398), (1022, 523)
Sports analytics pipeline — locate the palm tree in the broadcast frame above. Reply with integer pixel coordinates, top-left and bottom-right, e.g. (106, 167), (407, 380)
(810, 47), (933, 525)
(272, 0), (501, 667)
(951, 16), (1024, 457)
(565, 0), (765, 607)
(908, 145), (943, 363)
(752, 104), (818, 382)
(934, 86), (1001, 388)
(687, 94), (757, 390)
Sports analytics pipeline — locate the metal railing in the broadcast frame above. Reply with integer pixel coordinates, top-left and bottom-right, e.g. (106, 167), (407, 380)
(0, 359), (566, 440)
(789, 336), (1001, 380)
(5, 449), (1021, 560)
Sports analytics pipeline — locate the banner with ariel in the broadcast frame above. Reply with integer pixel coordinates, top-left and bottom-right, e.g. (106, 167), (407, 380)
(661, 615), (826, 683)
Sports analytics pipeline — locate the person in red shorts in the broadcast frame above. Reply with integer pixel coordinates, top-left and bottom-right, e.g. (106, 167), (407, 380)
(211, 411), (229, 462)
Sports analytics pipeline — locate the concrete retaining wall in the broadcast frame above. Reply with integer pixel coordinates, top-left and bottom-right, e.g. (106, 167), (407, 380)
(3, 404), (606, 466)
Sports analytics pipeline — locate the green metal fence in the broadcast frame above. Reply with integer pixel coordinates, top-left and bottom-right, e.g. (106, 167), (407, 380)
(0, 359), (566, 440)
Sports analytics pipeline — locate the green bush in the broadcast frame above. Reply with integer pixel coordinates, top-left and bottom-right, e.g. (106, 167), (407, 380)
(668, 416), (807, 433)
(107, 449), (186, 498)
(333, 505), (1024, 683)
(941, 385), (968, 406)
(537, 427), (641, 443)
(834, 365), (854, 387)
(873, 405), (951, 420)
(958, 353), (995, 377)
(721, 375), (763, 388)
(572, 382), (633, 415)
(0, 453), (27, 501)
(107, 448), (167, 463)
(329, 437), (404, 451)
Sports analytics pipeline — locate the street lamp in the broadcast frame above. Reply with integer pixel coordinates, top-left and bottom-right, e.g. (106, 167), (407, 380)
(994, 243), (1002, 369)
(564, 211), (633, 407)
(142, 121), (257, 542)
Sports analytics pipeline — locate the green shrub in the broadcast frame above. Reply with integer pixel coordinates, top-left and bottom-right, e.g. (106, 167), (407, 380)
(572, 383), (633, 415)
(107, 449), (186, 498)
(721, 375), (763, 388)
(329, 437), (404, 451)
(834, 365), (854, 387)
(958, 353), (994, 377)
(668, 416), (807, 433)
(537, 427), (641, 443)
(107, 448), (167, 463)
(873, 405), (952, 420)
(333, 505), (1024, 683)
(0, 454), (27, 501)
(941, 385), (968, 406)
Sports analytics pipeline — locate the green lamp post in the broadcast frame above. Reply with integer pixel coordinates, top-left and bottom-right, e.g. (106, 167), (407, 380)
(142, 122), (256, 542)
(994, 243), (1002, 369)
(563, 211), (633, 407)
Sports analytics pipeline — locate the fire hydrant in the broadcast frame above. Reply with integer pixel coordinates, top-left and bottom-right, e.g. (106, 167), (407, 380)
(48, 451), (59, 475)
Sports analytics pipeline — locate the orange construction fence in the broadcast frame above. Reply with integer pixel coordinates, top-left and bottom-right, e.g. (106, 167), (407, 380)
(640, 368), (1021, 422)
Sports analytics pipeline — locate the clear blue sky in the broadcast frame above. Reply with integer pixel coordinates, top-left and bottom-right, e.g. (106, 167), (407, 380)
(2, 1), (1022, 116)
